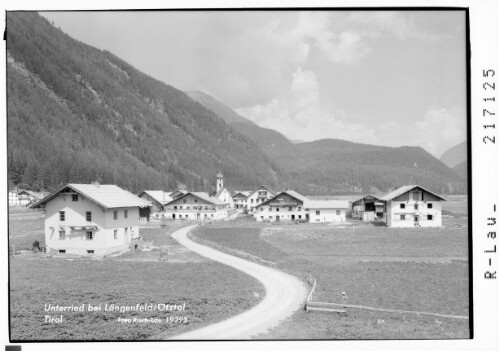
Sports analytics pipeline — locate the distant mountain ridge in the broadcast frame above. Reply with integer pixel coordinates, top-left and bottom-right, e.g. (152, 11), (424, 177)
(6, 12), (465, 195)
(186, 91), (465, 194)
(440, 141), (467, 168)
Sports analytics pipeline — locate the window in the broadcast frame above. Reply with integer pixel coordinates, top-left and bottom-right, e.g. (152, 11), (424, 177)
(194, 199), (198, 203)
(298, 207), (301, 211)
(59, 211), (65, 221)
(186, 206), (190, 210)
(72, 194), (78, 202)
(427, 203), (433, 209)
(186, 215), (189, 218)
(260, 208), (263, 211)
(86, 231), (93, 240)
(179, 206), (183, 210)
(428, 214), (433, 220)
(414, 204), (419, 210)
(179, 215), (182, 218)
(86, 211), (92, 222)
(183, 199), (187, 203)
(124, 210), (128, 218)
(59, 230), (65, 239)
(251, 199), (254, 203)
(174, 206), (177, 210)
(87, 250), (94, 254)
(276, 207), (280, 212)
(400, 204), (406, 209)
(261, 216), (264, 220)
(269, 207), (272, 212)
(298, 215), (302, 219)
(204, 214), (208, 218)
(288, 207), (292, 211)
(336, 210), (341, 215)
(400, 214), (406, 220)
(316, 211), (320, 215)
(59, 250), (66, 254)
(211, 214), (214, 217)
(124, 228), (128, 237)
(114, 229), (118, 239)
(113, 211), (118, 220)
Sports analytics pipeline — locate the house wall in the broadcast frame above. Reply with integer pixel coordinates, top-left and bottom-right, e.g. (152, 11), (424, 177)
(217, 189), (234, 209)
(44, 193), (140, 255)
(246, 188), (274, 212)
(8, 192), (19, 206)
(255, 204), (307, 222)
(163, 194), (228, 221)
(233, 195), (247, 209)
(385, 200), (442, 228)
(308, 209), (346, 223)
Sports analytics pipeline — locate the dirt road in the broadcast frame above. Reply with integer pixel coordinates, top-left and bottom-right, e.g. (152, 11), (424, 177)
(168, 224), (307, 340)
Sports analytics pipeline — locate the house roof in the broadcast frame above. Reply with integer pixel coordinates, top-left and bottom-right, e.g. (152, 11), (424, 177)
(248, 185), (275, 198)
(256, 190), (307, 208)
(304, 200), (350, 209)
(380, 185), (446, 202)
(170, 189), (188, 198)
(217, 172), (224, 178)
(215, 187), (230, 198)
(167, 191), (226, 206)
(30, 184), (151, 209)
(352, 194), (380, 204)
(139, 191), (173, 206)
(17, 189), (46, 199)
(233, 191), (251, 198)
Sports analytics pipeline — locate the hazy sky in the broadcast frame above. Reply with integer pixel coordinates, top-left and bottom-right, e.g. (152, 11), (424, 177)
(41, 10), (467, 157)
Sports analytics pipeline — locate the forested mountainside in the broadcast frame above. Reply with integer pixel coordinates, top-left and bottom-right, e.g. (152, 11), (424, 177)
(452, 160), (468, 181)
(440, 141), (467, 168)
(7, 12), (285, 194)
(186, 92), (466, 194)
(7, 12), (465, 195)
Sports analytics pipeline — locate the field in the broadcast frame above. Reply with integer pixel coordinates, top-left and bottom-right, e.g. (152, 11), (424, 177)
(8, 211), (265, 341)
(191, 196), (470, 339)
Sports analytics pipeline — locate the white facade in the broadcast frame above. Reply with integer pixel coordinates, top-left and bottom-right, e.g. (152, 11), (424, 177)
(246, 186), (275, 212)
(163, 192), (228, 221)
(381, 185), (445, 228)
(8, 191), (19, 206)
(215, 188), (234, 209)
(43, 193), (141, 255)
(385, 200), (442, 228)
(308, 208), (347, 223)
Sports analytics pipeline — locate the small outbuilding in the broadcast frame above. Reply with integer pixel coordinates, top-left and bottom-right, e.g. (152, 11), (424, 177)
(351, 195), (384, 221)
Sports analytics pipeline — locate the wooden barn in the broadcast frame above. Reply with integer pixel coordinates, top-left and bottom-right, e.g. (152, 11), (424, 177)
(351, 195), (384, 221)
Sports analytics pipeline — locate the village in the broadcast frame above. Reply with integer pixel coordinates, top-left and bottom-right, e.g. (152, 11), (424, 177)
(8, 171), (446, 257)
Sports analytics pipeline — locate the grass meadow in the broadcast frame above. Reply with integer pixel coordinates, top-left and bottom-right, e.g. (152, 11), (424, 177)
(191, 196), (470, 339)
(8, 210), (264, 341)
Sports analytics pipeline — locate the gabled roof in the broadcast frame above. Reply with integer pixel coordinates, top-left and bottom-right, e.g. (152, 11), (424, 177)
(248, 185), (275, 198)
(17, 189), (46, 199)
(256, 190), (307, 208)
(170, 189), (188, 198)
(233, 191), (251, 198)
(30, 184), (151, 209)
(139, 190), (173, 206)
(352, 194), (380, 204)
(166, 191), (226, 206)
(215, 187), (231, 198)
(304, 200), (350, 209)
(380, 185), (446, 202)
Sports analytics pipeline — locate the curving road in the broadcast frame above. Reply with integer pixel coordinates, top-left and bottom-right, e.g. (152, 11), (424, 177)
(168, 224), (307, 340)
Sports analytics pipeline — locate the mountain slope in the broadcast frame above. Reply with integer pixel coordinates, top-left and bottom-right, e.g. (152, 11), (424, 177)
(452, 160), (467, 181)
(187, 91), (465, 194)
(7, 12), (284, 193)
(440, 141), (467, 168)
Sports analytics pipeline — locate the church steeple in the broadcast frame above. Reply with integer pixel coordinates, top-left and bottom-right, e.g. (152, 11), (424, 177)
(216, 172), (224, 192)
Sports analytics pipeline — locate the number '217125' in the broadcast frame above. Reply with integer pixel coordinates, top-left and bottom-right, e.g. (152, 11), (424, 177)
(483, 69), (495, 144)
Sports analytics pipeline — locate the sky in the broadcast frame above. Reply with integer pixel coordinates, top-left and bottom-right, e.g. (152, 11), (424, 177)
(41, 10), (467, 157)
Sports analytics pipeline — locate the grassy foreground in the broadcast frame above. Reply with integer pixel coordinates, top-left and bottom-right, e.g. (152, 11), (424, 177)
(191, 216), (470, 339)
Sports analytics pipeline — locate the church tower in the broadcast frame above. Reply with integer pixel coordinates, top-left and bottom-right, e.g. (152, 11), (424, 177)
(216, 172), (224, 192)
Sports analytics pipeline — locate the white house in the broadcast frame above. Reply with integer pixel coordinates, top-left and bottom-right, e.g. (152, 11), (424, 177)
(304, 200), (350, 223)
(138, 190), (173, 213)
(162, 192), (228, 221)
(213, 173), (234, 209)
(246, 185), (276, 213)
(255, 190), (349, 223)
(254, 190), (308, 222)
(232, 191), (251, 209)
(8, 191), (19, 206)
(30, 183), (151, 256)
(380, 185), (446, 228)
